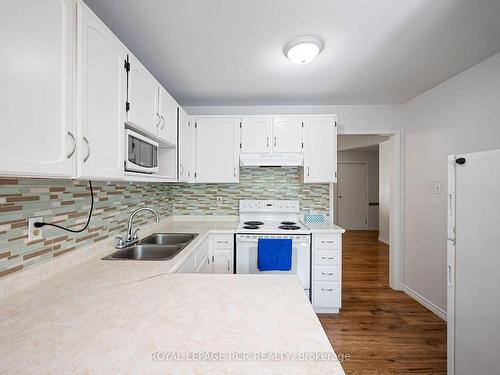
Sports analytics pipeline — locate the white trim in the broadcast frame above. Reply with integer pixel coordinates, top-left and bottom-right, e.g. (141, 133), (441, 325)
(378, 235), (389, 244)
(402, 284), (447, 321)
(337, 129), (403, 291)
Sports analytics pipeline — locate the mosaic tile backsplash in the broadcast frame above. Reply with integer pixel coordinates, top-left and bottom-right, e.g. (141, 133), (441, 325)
(171, 167), (330, 216)
(0, 168), (329, 278)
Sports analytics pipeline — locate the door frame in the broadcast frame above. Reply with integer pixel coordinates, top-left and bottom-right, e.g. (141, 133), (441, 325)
(331, 129), (402, 291)
(335, 162), (369, 230)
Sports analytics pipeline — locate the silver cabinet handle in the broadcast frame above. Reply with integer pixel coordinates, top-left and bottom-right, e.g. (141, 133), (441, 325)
(321, 240), (335, 244)
(67, 131), (76, 159)
(321, 288), (334, 292)
(160, 115), (165, 129)
(274, 136), (277, 147)
(233, 167), (237, 177)
(321, 256), (334, 260)
(217, 240), (229, 244)
(156, 113), (161, 127)
(266, 137), (269, 148)
(179, 163), (184, 176)
(321, 272), (334, 276)
(227, 259), (230, 272)
(307, 166), (310, 176)
(83, 137), (90, 163)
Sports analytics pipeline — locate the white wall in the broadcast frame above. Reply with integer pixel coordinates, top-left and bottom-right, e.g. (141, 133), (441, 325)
(379, 139), (393, 244)
(337, 149), (380, 230)
(402, 51), (500, 313)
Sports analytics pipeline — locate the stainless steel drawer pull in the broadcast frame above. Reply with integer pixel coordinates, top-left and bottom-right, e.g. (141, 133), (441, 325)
(321, 256), (334, 260)
(66, 131), (76, 159)
(321, 272), (334, 276)
(217, 240), (229, 244)
(321, 240), (335, 243)
(83, 137), (90, 163)
(321, 288), (334, 292)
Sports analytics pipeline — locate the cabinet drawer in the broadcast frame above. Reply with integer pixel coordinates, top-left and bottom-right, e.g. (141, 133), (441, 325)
(313, 281), (341, 307)
(314, 265), (340, 282)
(314, 250), (340, 266)
(213, 234), (233, 249)
(314, 234), (340, 250)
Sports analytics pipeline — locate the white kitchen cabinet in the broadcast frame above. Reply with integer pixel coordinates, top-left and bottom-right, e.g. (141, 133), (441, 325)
(302, 116), (337, 183)
(0, 0), (76, 178)
(178, 108), (195, 182)
(272, 118), (303, 153)
(311, 232), (342, 313)
(240, 118), (273, 153)
(158, 86), (177, 146)
(126, 54), (159, 137)
(195, 118), (240, 183)
(76, 2), (126, 180)
(176, 252), (196, 274)
(211, 234), (234, 274)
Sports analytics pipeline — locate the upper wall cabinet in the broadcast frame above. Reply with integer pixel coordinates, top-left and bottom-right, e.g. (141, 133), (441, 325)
(195, 118), (240, 183)
(158, 87), (178, 146)
(273, 118), (303, 153)
(178, 108), (195, 182)
(302, 116), (337, 183)
(76, 2), (126, 180)
(240, 118), (272, 153)
(0, 0), (76, 178)
(126, 54), (159, 137)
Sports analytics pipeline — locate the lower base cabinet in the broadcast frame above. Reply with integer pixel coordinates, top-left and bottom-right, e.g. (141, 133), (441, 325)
(311, 233), (342, 313)
(176, 233), (234, 274)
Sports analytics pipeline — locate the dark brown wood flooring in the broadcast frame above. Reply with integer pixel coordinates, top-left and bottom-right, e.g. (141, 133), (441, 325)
(319, 230), (447, 375)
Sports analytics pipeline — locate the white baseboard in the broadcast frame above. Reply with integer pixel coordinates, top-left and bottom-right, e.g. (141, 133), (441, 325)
(378, 235), (389, 244)
(401, 284), (447, 321)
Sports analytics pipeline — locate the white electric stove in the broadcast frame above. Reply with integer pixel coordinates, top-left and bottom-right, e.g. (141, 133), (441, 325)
(235, 200), (311, 298)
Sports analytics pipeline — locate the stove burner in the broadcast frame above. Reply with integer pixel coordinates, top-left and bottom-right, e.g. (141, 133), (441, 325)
(243, 225), (260, 229)
(281, 221), (296, 225)
(279, 225), (301, 230)
(244, 221), (264, 226)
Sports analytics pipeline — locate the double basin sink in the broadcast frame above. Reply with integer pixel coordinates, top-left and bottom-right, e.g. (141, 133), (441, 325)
(102, 233), (198, 261)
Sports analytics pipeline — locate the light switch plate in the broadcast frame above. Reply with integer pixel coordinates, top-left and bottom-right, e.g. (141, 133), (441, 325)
(28, 217), (43, 242)
(432, 182), (441, 194)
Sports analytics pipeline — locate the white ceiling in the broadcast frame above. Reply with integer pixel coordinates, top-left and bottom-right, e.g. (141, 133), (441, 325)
(84, 0), (500, 106)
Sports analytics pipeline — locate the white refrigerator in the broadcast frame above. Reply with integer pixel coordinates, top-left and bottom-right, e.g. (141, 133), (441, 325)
(447, 149), (500, 375)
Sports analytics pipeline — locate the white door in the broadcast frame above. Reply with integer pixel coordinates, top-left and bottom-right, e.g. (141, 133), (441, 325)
(195, 118), (240, 183)
(158, 87), (177, 146)
(241, 118), (272, 153)
(303, 117), (336, 183)
(273, 118), (303, 153)
(451, 150), (500, 375)
(0, 0), (76, 178)
(213, 249), (233, 274)
(178, 108), (193, 182)
(337, 163), (368, 230)
(77, 2), (126, 180)
(126, 54), (159, 137)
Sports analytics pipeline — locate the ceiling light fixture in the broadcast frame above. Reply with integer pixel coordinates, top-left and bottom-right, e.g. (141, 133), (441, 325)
(284, 35), (323, 65)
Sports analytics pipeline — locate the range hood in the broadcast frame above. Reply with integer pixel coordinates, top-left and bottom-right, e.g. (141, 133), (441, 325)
(239, 153), (304, 167)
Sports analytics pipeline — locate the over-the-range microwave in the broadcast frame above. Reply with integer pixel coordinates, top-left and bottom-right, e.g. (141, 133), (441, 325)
(125, 129), (159, 174)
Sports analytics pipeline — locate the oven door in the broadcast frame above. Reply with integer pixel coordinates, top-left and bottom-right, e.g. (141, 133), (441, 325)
(235, 234), (311, 289)
(125, 129), (159, 174)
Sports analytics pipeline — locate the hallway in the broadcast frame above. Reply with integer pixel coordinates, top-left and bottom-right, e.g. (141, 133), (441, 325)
(319, 231), (447, 374)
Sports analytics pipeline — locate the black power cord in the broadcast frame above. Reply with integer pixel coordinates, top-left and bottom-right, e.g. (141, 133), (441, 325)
(34, 180), (94, 233)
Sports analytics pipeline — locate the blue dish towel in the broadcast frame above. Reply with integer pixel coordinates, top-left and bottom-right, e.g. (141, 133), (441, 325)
(257, 239), (292, 271)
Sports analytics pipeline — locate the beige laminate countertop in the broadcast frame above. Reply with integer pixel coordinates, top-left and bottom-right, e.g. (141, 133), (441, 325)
(0, 218), (345, 374)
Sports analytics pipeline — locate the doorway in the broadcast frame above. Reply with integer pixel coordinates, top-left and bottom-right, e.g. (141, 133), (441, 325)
(337, 163), (368, 230)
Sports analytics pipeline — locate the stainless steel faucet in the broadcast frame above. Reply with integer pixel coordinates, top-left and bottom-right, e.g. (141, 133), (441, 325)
(115, 207), (160, 249)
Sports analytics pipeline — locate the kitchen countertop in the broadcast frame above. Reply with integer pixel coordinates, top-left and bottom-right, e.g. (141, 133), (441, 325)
(0, 218), (346, 374)
(304, 222), (346, 233)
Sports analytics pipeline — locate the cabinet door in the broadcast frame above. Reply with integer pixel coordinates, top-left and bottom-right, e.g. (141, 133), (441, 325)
(241, 118), (272, 153)
(303, 117), (336, 183)
(77, 2), (126, 180)
(273, 118), (303, 153)
(195, 118), (240, 183)
(213, 249), (233, 274)
(126, 54), (159, 137)
(0, 0), (75, 178)
(158, 87), (177, 146)
(178, 108), (194, 182)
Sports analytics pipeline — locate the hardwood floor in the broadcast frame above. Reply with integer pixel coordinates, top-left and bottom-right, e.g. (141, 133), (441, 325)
(319, 230), (447, 375)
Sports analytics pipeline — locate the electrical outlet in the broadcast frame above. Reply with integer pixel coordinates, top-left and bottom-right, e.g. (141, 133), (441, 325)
(28, 217), (43, 242)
